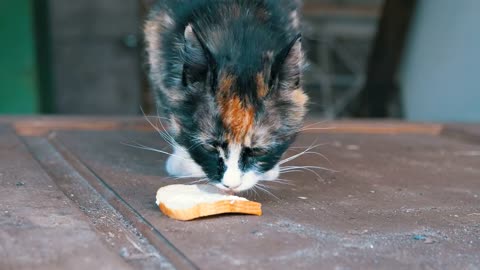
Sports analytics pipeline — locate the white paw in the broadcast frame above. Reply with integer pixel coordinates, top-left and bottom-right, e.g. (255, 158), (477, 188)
(165, 146), (205, 178)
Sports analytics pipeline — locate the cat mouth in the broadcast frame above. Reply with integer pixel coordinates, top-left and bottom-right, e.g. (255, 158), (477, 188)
(213, 182), (241, 194)
(213, 165), (280, 193)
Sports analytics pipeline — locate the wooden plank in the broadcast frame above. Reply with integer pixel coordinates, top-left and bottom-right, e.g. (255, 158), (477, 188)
(302, 120), (443, 135)
(47, 134), (199, 270)
(50, 128), (480, 269)
(23, 137), (175, 269)
(0, 126), (132, 270)
(10, 117), (444, 136)
(14, 119), (121, 136)
(10, 116), (151, 136)
(442, 124), (480, 146)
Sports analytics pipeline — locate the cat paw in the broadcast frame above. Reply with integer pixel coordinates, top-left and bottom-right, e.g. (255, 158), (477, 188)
(165, 147), (205, 178)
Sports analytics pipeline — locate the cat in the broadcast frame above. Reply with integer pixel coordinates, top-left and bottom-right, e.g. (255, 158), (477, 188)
(144, 0), (308, 192)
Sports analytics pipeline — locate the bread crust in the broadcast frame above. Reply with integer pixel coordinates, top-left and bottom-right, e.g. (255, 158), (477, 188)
(158, 200), (262, 221)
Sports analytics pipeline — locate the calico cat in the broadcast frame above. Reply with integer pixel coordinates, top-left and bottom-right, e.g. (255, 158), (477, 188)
(144, 0), (308, 192)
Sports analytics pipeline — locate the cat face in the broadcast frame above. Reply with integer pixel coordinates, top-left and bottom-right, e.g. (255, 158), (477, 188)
(167, 75), (307, 192)
(175, 81), (306, 191)
(145, 1), (307, 192)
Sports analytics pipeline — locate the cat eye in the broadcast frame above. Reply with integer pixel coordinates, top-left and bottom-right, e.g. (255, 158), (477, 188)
(202, 143), (216, 153)
(246, 147), (268, 157)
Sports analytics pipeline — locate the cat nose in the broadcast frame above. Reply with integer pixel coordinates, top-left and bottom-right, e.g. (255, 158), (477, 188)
(221, 182), (241, 189)
(222, 163), (242, 189)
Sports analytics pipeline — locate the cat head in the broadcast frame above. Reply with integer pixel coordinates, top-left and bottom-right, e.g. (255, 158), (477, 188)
(145, 4), (308, 192)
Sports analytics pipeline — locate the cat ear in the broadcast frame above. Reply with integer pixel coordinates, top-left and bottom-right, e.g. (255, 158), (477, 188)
(184, 25), (207, 69)
(183, 25), (214, 85)
(270, 34), (303, 89)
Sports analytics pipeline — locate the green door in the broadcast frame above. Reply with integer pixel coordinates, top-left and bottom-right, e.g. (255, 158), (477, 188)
(0, 1), (39, 114)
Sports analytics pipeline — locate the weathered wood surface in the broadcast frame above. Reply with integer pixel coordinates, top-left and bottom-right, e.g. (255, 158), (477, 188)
(1, 117), (480, 269)
(0, 126), (133, 270)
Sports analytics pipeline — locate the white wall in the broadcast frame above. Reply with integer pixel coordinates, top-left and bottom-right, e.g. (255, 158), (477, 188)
(400, 0), (480, 122)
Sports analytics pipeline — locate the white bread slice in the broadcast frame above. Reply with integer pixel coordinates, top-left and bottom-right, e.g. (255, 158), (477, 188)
(156, 184), (262, 221)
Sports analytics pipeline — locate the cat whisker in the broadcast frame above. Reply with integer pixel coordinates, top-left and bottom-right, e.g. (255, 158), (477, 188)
(262, 177), (294, 184)
(279, 143), (327, 165)
(154, 107), (180, 147)
(149, 115), (169, 120)
(144, 119), (178, 149)
(280, 169), (303, 174)
(140, 107), (179, 149)
(279, 150), (311, 165)
(254, 184), (280, 200)
(250, 187), (259, 199)
(264, 179), (295, 186)
(293, 167), (323, 181)
(256, 184), (281, 190)
(288, 146), (316, 150)
(163, 176), (197, 182)
(266, 177), (292, 182)
(300, 120), (336, 132)
(287, 149), (333, 165)
(155, 122), (179, 149)
(187, 140), (204, 151)
(290, 140), (337, 169)
(186, 178), (208, 184)
(121, 141), (188, 160)
(281, 165), (338, 173)
(279, 167), (298, 172)
(171, 174), (206, 179)
(302, 120), (330, 129)
(300, 127), (337, 132)
(275, 178), (295, 184)
(279, 165), (339, 183)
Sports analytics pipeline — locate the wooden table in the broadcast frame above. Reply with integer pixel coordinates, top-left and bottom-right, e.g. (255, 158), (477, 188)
(1, 117), (479, 269)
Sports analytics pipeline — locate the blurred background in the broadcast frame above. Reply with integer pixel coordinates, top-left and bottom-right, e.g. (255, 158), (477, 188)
(0, 0), (479, 122)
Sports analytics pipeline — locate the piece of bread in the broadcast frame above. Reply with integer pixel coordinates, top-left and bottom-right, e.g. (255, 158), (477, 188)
(156, 184), (262, 221)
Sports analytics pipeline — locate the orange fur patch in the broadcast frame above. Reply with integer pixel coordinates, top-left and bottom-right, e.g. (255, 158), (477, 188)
(256, 73), (268, 98)
(221, 97), (254, 143)
(217, 74), (254, 143)
(290, 88), (309, 120)
(291, 88), (308, 107)
(218, 74), (235, 96)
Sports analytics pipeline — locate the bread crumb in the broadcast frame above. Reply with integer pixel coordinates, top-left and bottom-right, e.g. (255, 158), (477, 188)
(347, 145), (360, 150)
